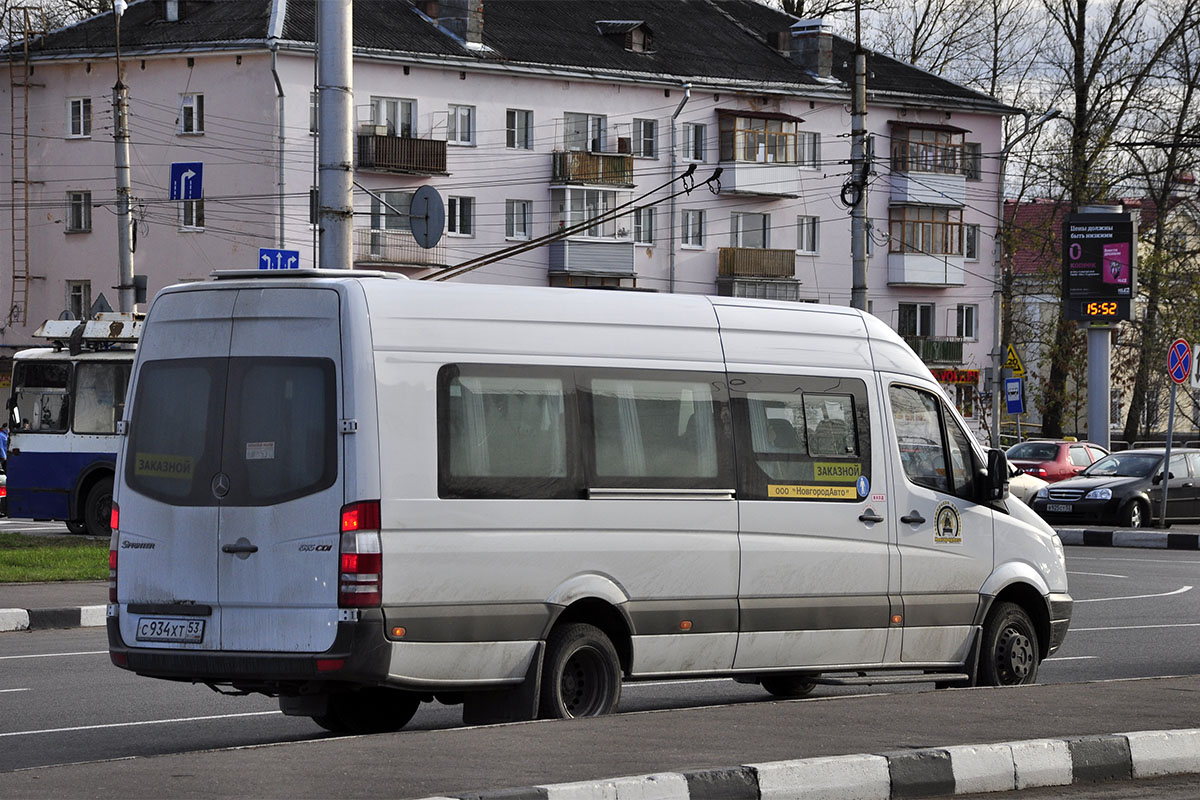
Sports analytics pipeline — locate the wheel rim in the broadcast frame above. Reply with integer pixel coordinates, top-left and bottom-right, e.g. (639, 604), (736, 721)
(1130, 504), (1143, 528)
(89, 492), (112, 534)
(559, 645), (613, 717)
(995, 625), (1036, 684)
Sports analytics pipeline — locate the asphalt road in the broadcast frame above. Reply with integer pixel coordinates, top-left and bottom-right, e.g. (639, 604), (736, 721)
(1, 544), (1198, 795)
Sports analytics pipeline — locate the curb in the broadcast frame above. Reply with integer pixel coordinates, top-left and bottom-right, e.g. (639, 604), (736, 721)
(429, 729), (1200, 800)
(0, 604), (106, 632)
(1056, 528), (1200, 549)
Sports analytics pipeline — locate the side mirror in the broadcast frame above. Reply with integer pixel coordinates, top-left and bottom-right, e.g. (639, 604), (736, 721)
(982, 448), (1010, 503)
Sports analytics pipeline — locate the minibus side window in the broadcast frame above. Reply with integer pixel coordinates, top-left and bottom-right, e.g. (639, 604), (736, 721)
(581, 372), (731, 488)
(730, 375), (871, 501)
(438, 365), (578, 499)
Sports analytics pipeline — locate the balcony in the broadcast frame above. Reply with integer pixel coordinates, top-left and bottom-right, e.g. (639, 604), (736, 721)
(890, 172), (966, 206)
(714, 161), (798, 197)
(718, 247), (797, 278)
(356, 132), (447, 175)
(551, 151), (634, 187)
(548, 239), (636, 278)
(888, 253), (965, 286)
(353, 228), (446, 269)
(903, 336), (965, 365)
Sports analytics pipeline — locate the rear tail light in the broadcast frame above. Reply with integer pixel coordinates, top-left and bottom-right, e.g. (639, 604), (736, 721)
(0, 485), (6, 498)
(110, 502), (119, 531)
(1033, 468), (1048, 478)
(108, 546), (118, 603)
(339, 500), (382, 608)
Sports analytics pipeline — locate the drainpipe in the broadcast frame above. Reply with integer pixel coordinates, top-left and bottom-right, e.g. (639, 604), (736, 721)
(269, 40), (285, 247)
(669, 83), (691, 293)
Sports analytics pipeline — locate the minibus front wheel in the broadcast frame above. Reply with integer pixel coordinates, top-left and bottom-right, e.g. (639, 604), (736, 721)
(979, 601), (1040, 686)
(539, 623), (622, 719)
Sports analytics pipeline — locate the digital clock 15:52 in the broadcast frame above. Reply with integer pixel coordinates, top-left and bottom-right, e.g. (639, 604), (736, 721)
(1067, 298), (1130, 322)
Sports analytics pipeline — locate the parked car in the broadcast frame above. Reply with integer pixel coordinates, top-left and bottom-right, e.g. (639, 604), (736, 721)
(1031, 448), (1200, 528)
(1006, 439), (1109, 483)
(1007, 462), (1048, 505)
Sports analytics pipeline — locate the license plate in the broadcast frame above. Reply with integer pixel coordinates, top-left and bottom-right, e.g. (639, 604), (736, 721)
(136, 617), (205, 643)
(1046, 503), (1073, 513)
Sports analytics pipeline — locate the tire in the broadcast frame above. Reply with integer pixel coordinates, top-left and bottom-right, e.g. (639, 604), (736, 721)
(1119, 499), (1147, 529)
(759, 674), (818, 698)
(83, 477), (114, 538)
(65, 520), (89, 535)
(312, 688), (420, 734)
(538, 623), (622, 719)
(978, 601), (1040, 687)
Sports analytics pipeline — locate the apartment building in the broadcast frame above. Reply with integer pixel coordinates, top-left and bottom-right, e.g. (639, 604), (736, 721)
(0, 0), (1013, 435)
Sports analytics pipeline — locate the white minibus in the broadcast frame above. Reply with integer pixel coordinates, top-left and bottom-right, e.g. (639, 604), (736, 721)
(108, 271), (1071, 733)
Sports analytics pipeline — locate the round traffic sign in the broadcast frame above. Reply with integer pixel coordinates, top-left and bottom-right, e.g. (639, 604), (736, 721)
(1168, 338), (1191, 384)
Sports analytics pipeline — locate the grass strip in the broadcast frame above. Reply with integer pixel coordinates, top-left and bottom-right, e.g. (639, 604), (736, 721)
(0, 532), (109, 582)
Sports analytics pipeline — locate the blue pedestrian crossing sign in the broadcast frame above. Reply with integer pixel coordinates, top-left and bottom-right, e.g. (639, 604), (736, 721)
(259, 248), (300, 270)
(169, 162), (203, 201)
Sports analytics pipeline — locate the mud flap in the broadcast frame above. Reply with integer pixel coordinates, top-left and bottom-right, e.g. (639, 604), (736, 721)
(462, 641), (545, 726)
(962, 626), (982, 687)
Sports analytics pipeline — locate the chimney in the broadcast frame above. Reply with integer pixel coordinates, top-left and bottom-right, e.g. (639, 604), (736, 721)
(790, 18), (832, 79)
(434, 0), (484, 46)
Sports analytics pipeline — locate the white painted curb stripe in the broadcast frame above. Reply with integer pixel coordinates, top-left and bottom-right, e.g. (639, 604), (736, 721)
(752, 753), (890, 800)
(0, 608), (30, 632)
(1007, 737), (1073, 789)
(943, 743), (1016, 794)
(1123, 728), (1200, 778)
(80, 604), (107, 627)
(541, 772), (687, 800)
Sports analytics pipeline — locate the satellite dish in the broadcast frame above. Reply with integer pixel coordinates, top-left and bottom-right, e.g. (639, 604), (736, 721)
(410, 185), (445, 250)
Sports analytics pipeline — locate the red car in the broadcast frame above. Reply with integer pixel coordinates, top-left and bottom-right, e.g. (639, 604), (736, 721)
(1005, 440), (1109, 483)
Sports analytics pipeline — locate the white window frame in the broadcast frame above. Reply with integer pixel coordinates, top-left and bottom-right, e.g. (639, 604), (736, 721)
(957, 304), (978, 340)
(898, 302), (934, 337)
(67, 97), (91, 138)
(634, 118), (657, 158)
(634, 207), (655, 245)
(67, 280), (91, 321)
(448, 196), (475, 236)
(66, 191), (92, 233)
(797, 215), (819, 254)
(309, 92), (318, 135)
(551, 187), (626, 239)
(506, 199), (532, 240)
(447, 104), (475, 145)
(731, 212), (770, 248)
(179, 93), (204, 134)
(797, 131), (821, 169)
(682, 209), (705, 248)
(964, 142), (983, 181)
(506, 109), (533, 150)
(964, 223), (980, 261)
(371, 96), (416, 137)
(682, 122), (706, 162)
(564, 112), (607, 152)
(179, 199), (205, 231)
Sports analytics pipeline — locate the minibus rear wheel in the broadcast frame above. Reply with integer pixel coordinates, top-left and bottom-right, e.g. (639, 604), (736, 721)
(539, 623), (622, 719)
(979, 601), (1039, 686)
(313, 688), (421, 734)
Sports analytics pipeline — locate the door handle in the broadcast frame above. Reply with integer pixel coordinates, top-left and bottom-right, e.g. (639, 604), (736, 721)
(221, 542), (258, 554)
(900, 511), (926, 525)
(858, 508), (884, 523)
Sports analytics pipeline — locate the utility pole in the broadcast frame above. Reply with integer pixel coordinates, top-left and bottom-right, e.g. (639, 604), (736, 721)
(317, 0), (354, 270)
(113, 0), (135, 312)
(849, 1), (868, 312)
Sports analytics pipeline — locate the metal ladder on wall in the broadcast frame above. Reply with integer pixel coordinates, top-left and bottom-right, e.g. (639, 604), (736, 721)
(7, 7), (44, 327)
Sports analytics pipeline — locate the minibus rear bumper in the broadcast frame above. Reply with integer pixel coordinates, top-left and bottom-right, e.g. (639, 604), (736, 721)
(107, 609), (391, 692)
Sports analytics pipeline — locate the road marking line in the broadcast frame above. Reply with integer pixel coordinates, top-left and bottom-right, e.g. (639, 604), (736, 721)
(1045, 656), (1098, 661)
(0, 711), (281, 739)
(1072, 622), (1200, 632)
(1070, 555), (1200, 564)
(1075, 585), (1192, 603)
(0, 688), (31, 694)
(0, 650), (107, 661)
(1068, 571), (1128, 578)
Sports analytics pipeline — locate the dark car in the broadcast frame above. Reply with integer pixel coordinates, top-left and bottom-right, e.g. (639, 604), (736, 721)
(1031, 447), (1200, 528)
(1006, 439), (1109, 482)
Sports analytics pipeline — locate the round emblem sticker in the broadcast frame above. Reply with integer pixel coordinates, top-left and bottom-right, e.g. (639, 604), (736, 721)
(934, 501), (962, 544)
(856, 475), (870, 497)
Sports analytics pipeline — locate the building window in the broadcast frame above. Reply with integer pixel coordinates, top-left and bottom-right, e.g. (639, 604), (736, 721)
(682, 209), (705, 247)
(506, 199), (531, 240)
(448, 196), (474, 235)
(797, 215), (819, 254)
(891, 126), (965, 174)
(964, 142), (982, 180)
(955, 385), (975, 418)
(964, 223), (980, 260)
(309, 92), (318, 134)
(447, 104), (475, 145)
(66, 191), (92, 233)
(372, 96), (416, 137)
(551, 187), (626, 239)
(731, 212), (769, 248)
(67, 281), (91, 320)
(68, 97), (92, 138)
(797, 131), (821, 169)
(371, 191), (413, 232)
(310, 187), (318, 227)
(898, 303), (933, 337)
(563, 112), (607, 152)
(179, 199), (205, 230)
(682, 123), (706, 162)
(507, 109), (533, 149)
(888, 206), (964, 255)
(719, 114), (799, 163)
(634, 118), (657, 157)
(634, 207), (655, 245)
(957, 304), (977, 340)
(179, 93), (204, 134)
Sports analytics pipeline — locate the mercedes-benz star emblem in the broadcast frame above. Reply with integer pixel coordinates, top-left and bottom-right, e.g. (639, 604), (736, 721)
(211, 472), (230, 498)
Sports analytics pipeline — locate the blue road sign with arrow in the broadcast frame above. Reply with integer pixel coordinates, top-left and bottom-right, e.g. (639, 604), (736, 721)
(259, 248), (300, 270)
(169, 162), (203, 201)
